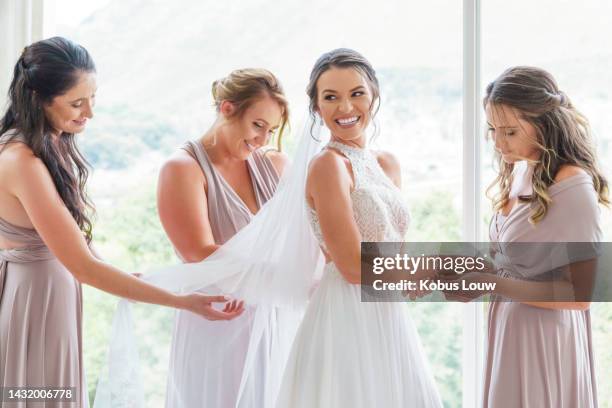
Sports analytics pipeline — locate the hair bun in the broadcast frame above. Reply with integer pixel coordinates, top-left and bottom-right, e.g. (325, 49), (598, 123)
(211, 79), (220, 100)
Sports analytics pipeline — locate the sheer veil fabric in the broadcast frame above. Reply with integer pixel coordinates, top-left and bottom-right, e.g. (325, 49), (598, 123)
(93, 116), (326, 407)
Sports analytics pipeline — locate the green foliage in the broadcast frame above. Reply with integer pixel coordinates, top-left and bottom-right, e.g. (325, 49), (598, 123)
(84, 182), (177, 405)
(408, 190), (462, 242)
(404, 190), (463, 406)
(82, 286), (116, 405)
(80, 177), (612, 408)
(78, 105), (180, 170)
(592, 303), (612, 408)
(411, 303), (463, 408)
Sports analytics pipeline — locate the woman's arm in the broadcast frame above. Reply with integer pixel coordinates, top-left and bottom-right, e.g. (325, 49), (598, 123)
(447, 259), (595, 310)
(519, 164), (597, 310)
(518, 258), (595, 311)
(306, 150), (362, 284)
(306, 149), (408, 285)
(521, 301), (590, 311)
(157, 150), (219, 262)
(7, 144), (242, 320)
(158, 148), (289, 262)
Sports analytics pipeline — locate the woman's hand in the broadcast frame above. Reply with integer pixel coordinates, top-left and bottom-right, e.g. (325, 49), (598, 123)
(126, 274), (245, 317)
(178, 294), (245, 321)
(221, 299), (245, 315)
(402, 267), (438, 300)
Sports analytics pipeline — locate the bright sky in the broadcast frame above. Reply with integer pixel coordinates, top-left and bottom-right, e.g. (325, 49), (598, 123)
(53, 0), (112, 27)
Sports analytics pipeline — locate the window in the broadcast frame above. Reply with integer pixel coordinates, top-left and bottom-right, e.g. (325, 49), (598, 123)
(48, 1), (611, 406)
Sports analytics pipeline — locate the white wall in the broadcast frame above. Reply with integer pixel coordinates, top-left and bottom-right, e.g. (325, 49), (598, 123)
(0, 0), (46, 108)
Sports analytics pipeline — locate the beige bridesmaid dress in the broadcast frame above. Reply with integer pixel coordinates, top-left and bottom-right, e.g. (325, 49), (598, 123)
(0, 197), (87, 407)
(485, 165), (600, 408)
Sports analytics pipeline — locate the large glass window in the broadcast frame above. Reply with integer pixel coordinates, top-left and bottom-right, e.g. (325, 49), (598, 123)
(49, 1), (611, 406)
(54, 1), (465, 405)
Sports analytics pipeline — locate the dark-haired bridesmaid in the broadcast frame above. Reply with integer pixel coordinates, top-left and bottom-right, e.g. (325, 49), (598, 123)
(0, 37), (243, 406)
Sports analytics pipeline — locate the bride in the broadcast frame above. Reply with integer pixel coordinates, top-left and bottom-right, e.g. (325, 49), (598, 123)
(275, 48), (442, 408)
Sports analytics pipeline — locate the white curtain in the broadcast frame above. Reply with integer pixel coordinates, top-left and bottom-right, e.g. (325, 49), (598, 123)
(0, 0), (46, 106)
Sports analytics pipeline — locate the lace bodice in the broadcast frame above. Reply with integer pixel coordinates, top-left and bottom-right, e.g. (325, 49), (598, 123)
(308, 141), (410, 250)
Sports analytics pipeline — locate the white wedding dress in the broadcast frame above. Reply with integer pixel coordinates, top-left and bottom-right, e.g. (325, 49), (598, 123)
(276, 141), (442, 408)
(93, 120), (441, 408)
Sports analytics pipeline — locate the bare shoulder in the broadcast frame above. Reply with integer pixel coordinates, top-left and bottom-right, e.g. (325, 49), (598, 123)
(159, 147), (204, 183)
(374, 150), (402, 188)
(307, 148), (353, 204)
(0, 142), (59, 203)
(307, 148), (354, 190)
(262, 149), (290, 176)
(0, 141), (45, 175)
(554, 164), (587, 183)
(308, 148), (350, 178)
(374, 150), (401, 172)
(0, 140), (35, 160)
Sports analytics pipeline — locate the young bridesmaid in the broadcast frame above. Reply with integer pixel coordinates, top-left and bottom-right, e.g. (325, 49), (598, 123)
(452, 66), (608, 407)
(0, 37), (242, 406)
(157, 68), (289, 407)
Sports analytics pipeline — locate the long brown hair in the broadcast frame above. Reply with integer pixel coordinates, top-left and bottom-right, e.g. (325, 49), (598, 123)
(0, 37), (96, 242)
(212, 68), (289, 151)
(484, 66), (609, 224)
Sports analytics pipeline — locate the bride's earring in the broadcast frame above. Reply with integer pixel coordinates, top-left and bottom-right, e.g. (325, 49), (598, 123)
(370, 116), (380, 141)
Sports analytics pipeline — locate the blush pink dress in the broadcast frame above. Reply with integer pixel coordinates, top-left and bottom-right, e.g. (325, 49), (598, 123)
(165, 140), (280, 408)
(0, 132), (88, 407)
(485, 166), (600, 408)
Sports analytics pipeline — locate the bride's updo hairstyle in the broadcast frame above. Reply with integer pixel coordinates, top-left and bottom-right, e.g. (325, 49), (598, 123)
(306, 48), (381, 135)
(212, 68), (289, 150)
(484, 66), (609, 224)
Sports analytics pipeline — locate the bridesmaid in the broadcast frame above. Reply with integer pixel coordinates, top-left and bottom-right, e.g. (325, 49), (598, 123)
(157, 68), (289, 407)
(0, 37), (242, 406)
(451, 66), (608, 407)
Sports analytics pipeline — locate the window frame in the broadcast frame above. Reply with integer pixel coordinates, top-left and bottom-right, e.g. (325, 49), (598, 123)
(461, 1), (484, 407)
(32, 0), (487, 405)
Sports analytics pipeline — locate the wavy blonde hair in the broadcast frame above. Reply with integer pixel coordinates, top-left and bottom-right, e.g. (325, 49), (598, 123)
(484, 66), (609, 224)
(212, 68), (289, 151)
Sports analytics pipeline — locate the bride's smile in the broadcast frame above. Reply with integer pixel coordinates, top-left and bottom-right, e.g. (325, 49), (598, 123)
(315, 66), (375, 146)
